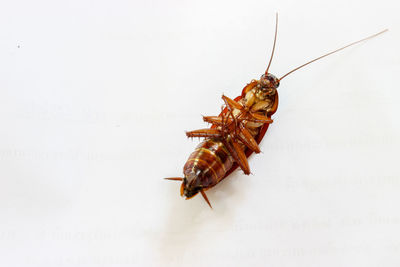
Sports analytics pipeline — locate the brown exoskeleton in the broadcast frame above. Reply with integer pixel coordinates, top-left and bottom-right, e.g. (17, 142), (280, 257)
(166, 14), (387, 208)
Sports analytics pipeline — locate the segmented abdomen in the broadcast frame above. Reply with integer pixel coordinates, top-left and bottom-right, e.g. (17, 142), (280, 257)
(183, 138), (234, 188)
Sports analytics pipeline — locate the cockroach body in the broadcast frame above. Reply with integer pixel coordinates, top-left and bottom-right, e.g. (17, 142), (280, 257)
(165, 14), (387, 208)
(181, 75), (279, 200)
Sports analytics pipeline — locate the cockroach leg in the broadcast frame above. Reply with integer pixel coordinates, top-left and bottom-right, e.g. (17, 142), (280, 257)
(203, 116), (223, 125)
(203, 116), (233, 126)
(222, 95), (243, 111)
(200, 189), (212, 209)
(221, 110), (227, 137)
(251, 100), (271, 112)
(221, 110), (236, 138)
(228, 111), (239, 138)
(236, 134), (257, 154)
(222, 139), (250, 175)
(231, 140), (250, 174)
(248, 112), (273, 124)
(238, 124), (261, 153)
(241, 80), (258, 95)
(221, 95), (243, 137)
(164, 177), (183, 181)
(186, 129), (222, 138)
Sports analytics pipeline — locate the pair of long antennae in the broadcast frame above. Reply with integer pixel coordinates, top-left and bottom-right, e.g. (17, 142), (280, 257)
(266, 13), (388, 81)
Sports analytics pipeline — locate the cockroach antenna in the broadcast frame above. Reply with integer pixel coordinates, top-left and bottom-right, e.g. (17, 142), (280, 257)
(279, 28), (388, 81)
(265, 13), (278, 75)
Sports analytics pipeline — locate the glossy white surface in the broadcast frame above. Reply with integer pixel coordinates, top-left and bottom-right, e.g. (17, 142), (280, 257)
(0, 0), (399, 266)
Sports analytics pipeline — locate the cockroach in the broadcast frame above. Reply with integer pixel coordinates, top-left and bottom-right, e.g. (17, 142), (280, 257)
(165, 14), (387, 208)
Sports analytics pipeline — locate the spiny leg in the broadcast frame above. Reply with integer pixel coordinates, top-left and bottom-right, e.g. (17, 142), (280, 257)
(164, 177), (183, 181)
(229, 110), (239, 137)
(220, 109), (236, 138)
(222, 95), (242, 135)
(247, 112), (273, 124)
(203, 116), (233, 126)
(238, 123), (261, 153)
(221, 108), (227, 135)
(231, 140), (250, 174)
(186, 128), (222, 138)
(222, 95), (243, 110)
(222, 139), (250, 175)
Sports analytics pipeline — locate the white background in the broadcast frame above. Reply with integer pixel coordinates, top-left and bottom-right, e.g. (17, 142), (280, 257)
(0, 0), (399, 266)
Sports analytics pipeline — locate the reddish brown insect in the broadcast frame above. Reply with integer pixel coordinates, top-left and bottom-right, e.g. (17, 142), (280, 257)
(165, 14), (387, 208)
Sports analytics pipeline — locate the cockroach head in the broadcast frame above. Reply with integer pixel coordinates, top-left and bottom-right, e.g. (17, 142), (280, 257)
(257, 73), (279, 99)
(260, 73), (279, 89)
